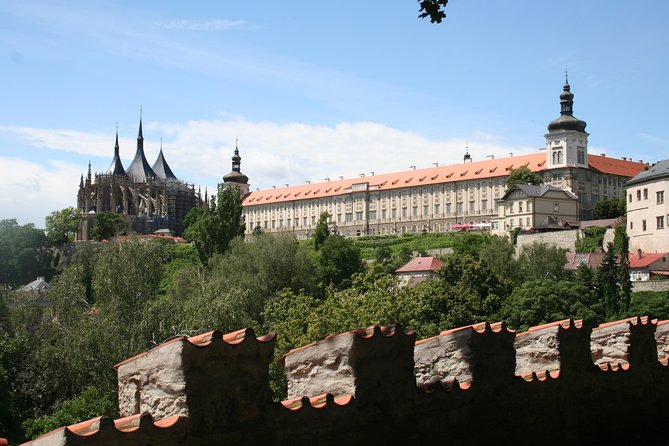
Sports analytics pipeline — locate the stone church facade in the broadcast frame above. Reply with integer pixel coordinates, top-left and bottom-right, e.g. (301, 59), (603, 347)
(76, 118), (200, 240)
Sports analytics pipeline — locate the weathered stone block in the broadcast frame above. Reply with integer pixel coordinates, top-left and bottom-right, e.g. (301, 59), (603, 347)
(655, 320), (669, 363)
(282, 325), (416, 404)
(514, 319), (592, 377)
(591, 316), (657, 369)
(413, 322), (515, 387)
(115, 328), (276, 429)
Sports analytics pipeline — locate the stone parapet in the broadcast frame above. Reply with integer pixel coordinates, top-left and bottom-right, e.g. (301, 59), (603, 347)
(18, 317), (669, 446)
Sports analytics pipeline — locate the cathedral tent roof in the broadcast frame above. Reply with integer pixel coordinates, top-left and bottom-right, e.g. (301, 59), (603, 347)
(106, 131), (126, 176)
(126, 118), (157, 182)
(152, 147), (177, 180)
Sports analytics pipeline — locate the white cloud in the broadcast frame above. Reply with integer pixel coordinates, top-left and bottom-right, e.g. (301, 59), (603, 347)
(0, 118), (541, 226)
(155, 19), (249, 32)
(0, 157), (81, 227)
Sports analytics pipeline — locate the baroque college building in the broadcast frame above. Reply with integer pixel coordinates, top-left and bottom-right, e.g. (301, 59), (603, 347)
(238, 79), (647, 238)
(77, 117), (200, 240)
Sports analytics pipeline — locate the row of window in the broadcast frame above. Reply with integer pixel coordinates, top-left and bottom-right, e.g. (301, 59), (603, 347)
(630, 189), (664, 204)
(630, 215), (668, 231)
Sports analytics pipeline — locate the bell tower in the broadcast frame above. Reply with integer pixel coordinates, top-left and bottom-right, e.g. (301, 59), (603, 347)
(545, 73), (589, 169)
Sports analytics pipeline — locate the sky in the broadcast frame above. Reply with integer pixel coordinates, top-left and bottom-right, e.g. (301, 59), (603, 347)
(1, 1), (668, 227)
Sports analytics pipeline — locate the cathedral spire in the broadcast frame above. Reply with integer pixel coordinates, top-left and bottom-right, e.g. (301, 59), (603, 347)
(137, 108), (144, 151)
(107, 125), (127, 176)
(127, 109), (157, 182)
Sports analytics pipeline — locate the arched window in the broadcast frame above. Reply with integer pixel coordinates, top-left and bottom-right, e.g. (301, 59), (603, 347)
(411, 225), (417, 233)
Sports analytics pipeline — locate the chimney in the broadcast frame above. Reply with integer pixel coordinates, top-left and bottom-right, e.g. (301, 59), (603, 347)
(639, 160), (643, 163)
(410, 165), (416, 170)
(622, 157), (627, 161)
(600, 153), (606, 157)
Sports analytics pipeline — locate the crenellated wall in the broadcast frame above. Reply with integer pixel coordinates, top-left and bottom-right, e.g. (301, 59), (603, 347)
(18, 316), (669, 446)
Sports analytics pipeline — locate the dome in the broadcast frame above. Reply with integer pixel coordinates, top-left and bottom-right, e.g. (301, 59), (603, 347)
(547, 80), (587, 133)
(548, 114), (587, 132)
(223, 170), (249, 184)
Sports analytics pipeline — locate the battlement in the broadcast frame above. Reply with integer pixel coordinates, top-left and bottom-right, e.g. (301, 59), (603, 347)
(17, 316), (669, 445)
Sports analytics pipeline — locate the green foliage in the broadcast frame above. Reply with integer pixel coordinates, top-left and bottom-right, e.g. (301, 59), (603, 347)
(317, 235), (363, 290)
(90, 212), (126, 241)
(185, 184), (245, 263)
(449, 231), (491, 258)
(517, 242), (567, 281)
(22, 387), (114, 440)
(0, 219), (53, 287)
(598, 243), (621, 319)
(312, 212), (331, 250)
(182, 207), (204, 233)
(501, 280), (602, 331)
(594, 197), (625, 219)
(479, 236), (519, 284)
(45, 207), (80, 246)
(505, 166), (542, 191)
(354, 232), (489, 260)
(625, 291), (669, 320)
(575, 227), (607, 253)
(418, 0), (449, 23)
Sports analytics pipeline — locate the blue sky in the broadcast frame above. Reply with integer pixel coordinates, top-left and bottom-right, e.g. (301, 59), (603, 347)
(1, 1), (668, 227)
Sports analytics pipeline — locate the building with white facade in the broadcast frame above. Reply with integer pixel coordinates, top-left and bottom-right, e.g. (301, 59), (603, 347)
(626, 159), (669, 253)
(237, 79), (647, 238)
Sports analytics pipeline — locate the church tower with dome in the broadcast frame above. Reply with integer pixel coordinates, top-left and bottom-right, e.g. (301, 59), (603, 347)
(222, 140), (250, 196)
(545, 73), (589, 169)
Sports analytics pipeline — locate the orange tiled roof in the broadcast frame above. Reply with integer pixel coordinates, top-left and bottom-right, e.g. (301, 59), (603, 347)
(628, 252), (668, 268)
(395, 256), (444, 273)
(242, 152), (647, 206)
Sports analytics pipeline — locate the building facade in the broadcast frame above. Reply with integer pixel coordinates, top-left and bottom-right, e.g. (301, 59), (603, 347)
(77, 118), (201, 240)
(626, 159), (669, 253)
(491, 184), (579, 234)
(240, 80), (647, 238)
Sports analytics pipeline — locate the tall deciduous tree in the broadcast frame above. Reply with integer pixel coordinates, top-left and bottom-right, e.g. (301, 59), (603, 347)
(317, 234), (364, 290)
(312, 212), (331, 250)
(517, 242), (567, 281)
(185, 184), (245, 263)
(45, 207), (80, 246)
(0, 219), (53, 287)
(505, 166), (543, 190)
(90, 212), (126, 241)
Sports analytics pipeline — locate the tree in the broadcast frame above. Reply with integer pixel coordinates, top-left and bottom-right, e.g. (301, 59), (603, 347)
(0, 219), (53, 287)
(505, 166), (543, 190)
(517, 242), (567, 281)
(45, 207), (80, 246)
(479, 236), (519, 284)
(185, 184), (245, 263)
(597, 243), (620, 319)
(90, 212), (126, 241)
(22, 387), (114, 440)
(501, 280), (600, 331)
(594, 197), (626, 219)
(182, 207), (204, 233)
(312, 212), (331, 250)
(317, 234), (364, 290)
(616, 231), (632, 315)
(418, 0), (449, 23)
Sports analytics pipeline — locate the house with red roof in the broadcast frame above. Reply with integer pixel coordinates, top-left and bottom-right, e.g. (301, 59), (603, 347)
(628, 251), (669, 281)
(394, 255), (444, 286)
